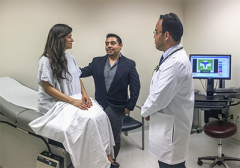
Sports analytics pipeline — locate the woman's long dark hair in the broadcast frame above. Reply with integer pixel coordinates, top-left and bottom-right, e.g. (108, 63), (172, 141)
(42, 24), (72, 81)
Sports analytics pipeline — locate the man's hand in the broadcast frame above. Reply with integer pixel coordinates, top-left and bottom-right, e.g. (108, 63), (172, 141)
(125, 108), (130, 114)
(82, 93), (93, 109)
(145, 116), (150, 121)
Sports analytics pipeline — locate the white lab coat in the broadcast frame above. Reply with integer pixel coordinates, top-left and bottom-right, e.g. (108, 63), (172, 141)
(141, 44), (194, 165)
(29, 94), (114, 168)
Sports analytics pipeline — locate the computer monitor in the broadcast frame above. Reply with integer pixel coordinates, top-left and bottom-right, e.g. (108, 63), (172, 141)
(189, 54), (231, 96)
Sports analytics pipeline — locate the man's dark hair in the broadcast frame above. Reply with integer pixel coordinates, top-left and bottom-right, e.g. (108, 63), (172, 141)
(106, 33), (122, 45)
(160, 13), (183, 42)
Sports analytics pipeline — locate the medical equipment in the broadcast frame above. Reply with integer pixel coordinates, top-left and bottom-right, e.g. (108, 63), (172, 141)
(0, 77), (114, 168)
(190, 54), (231, 80)
(189, 54), (231, 96)
(0, 77), (71, 168)
(36, 151), (64, 168)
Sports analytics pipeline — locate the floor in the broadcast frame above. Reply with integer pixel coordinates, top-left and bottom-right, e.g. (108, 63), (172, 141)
(1, 127), (240, 168)
(116, 126), (240, 168)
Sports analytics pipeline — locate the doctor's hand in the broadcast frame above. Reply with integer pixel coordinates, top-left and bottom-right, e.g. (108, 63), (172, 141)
(71, 99), (88, 110)
(145, 116), (150, 121)
(82, 93), (93, 109)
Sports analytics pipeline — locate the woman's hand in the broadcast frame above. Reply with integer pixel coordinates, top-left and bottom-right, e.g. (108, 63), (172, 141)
(79, 79), (93, 109)
(82, 93), (93, 109)
(71, 99), (88, 110)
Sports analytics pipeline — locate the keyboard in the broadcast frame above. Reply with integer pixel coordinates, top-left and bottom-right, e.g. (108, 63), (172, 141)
(215, 88), (240, 94)
(195, 101), (228, 108)
(195, 94), (231, 109)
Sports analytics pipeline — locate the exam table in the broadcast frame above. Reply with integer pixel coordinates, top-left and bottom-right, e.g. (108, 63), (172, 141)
(0, 77), (71, 168)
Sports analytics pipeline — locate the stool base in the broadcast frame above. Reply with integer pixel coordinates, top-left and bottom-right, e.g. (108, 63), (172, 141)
(198, 155), (240, 168)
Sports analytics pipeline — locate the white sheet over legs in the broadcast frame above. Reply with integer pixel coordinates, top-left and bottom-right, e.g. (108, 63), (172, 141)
(29, 94), (115, 168)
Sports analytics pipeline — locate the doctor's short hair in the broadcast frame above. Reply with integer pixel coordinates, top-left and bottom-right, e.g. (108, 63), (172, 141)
(160, 13), (183, 42)
(106, 33), (122, 45)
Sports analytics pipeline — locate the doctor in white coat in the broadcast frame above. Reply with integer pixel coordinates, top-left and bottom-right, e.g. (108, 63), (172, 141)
(141, 13), (194, 168)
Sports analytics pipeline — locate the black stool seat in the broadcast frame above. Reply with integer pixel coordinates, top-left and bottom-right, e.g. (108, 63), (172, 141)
(121, 116), (142, 132)
(204, 120), (237, 138)
(121, 106), (144, 150)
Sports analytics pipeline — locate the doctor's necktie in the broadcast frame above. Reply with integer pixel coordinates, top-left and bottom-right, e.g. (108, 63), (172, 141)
(153, 55), (164, 75)
(159, 55), (164, 65)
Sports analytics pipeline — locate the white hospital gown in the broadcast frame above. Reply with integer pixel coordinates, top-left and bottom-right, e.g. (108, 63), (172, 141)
(37, 52), (82, 114)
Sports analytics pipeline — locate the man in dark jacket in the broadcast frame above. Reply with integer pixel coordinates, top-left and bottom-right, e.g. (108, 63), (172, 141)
(80, 33), (140, 165)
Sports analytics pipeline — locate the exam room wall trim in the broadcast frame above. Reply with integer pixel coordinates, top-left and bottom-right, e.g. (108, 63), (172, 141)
(0, 0), (184, 126)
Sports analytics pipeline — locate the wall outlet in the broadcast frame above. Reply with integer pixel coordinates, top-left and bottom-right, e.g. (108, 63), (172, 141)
(234, 114), (240, 122)
(237, 114), (240, 120)
(231, 114), (240, 122)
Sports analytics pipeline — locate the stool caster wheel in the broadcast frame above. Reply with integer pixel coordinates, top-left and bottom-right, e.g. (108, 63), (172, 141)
(217, 161), (222, 165)
(197, 160), (203, 166)
(197, 128), (203, 133)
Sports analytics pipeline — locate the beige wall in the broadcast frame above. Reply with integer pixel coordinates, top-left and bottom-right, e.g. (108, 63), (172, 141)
(184, 0), (240, 88)
(183, 0), (240, 139)
(0, 0), (240, 138)
(0, 0), (184, 123)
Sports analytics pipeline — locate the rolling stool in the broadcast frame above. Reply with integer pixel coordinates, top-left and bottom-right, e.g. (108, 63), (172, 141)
(197, 120), (240, 168)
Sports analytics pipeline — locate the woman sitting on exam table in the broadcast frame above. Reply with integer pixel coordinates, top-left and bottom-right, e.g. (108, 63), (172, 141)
(36, 24), (117, 168)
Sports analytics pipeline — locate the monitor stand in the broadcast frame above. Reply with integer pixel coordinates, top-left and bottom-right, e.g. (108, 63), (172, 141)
(206, 96), (214, 100)
(206, 78), (214, 97)
(219, 79), (225, 88)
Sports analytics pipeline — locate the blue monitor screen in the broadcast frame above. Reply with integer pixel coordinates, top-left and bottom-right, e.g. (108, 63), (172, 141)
(189, 54), (231, 79)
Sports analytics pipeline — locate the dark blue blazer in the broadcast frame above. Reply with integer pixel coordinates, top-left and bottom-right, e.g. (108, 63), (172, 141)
(80, 55), (140, 112)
